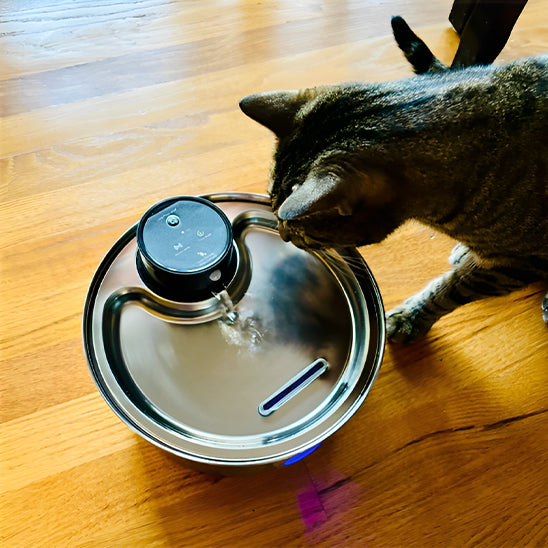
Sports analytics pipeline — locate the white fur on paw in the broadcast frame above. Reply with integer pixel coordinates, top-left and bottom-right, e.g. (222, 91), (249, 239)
(542, 293), (548, 324)
(386, 305), (431, 344)
(448, 243), (470, 266)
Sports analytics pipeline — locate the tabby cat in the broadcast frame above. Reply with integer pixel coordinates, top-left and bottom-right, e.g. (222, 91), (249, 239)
(239, 16), (548, 343)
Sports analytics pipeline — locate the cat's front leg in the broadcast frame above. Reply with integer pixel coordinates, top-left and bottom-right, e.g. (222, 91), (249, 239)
(386, 248), (530, 343)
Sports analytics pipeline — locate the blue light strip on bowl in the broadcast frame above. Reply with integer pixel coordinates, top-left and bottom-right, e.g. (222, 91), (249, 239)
(283, 443), (322, 466)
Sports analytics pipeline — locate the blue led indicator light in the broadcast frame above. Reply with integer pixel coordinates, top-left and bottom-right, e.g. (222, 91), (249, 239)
(283, 443), (322, 466)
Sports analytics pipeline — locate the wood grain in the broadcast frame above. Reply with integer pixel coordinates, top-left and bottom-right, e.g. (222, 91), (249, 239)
(1, 1), (547, 547)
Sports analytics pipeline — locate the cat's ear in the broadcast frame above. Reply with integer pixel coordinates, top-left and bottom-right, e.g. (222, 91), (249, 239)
(278, 165), (391, 220)
(277, 173), (352, 220)
(239, 90), (315, 137)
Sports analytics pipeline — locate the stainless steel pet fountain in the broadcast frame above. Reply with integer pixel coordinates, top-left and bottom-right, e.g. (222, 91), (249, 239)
(83, 192), (385, 474)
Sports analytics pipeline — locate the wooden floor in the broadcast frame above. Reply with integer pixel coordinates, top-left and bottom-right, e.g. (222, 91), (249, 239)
(1, 1), (547, 546)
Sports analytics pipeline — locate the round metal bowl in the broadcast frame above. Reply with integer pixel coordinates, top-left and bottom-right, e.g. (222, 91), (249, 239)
(83, 192), (385, 474)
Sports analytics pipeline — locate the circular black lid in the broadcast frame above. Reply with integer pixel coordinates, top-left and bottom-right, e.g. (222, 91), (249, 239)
(136, 196), (237, 301)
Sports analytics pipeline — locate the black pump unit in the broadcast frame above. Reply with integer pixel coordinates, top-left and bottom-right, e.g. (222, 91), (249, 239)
(136, 196), (237, 301)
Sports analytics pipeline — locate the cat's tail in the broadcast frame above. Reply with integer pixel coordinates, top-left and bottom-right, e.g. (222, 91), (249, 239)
(391, 16), (448, 74)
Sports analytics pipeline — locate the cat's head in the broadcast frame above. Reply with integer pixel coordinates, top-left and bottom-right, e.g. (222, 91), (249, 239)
(239, 88), (404, 249)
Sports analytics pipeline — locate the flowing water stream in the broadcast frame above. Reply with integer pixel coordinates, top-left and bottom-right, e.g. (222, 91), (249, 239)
(214, 289), (264, 349)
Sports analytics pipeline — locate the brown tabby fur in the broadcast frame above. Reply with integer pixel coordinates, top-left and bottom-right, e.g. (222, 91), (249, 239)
(240, 17), (548, 342)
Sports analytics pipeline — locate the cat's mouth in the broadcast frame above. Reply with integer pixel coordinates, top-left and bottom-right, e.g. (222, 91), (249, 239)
(277, 220), (330, 250)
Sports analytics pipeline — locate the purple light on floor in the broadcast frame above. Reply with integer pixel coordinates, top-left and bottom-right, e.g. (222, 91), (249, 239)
(283, 443), (322, 466)
(298, 486), (328, 531)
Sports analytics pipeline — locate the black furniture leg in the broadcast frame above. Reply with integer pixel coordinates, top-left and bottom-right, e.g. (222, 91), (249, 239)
(449, 0), (528, 68)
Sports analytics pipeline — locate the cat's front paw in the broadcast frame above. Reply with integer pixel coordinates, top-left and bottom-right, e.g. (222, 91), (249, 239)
(448, 242), (470, 266)
(386, 304), (433, 344)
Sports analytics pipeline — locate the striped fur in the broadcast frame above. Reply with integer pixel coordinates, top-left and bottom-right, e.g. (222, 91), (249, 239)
(240, 19), (548, 342)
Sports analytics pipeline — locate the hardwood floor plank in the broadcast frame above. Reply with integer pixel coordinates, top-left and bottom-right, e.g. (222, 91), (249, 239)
(0, 393), (135, 492)
(0, 1), (453, 80)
